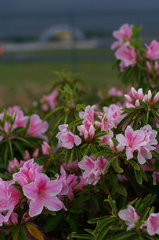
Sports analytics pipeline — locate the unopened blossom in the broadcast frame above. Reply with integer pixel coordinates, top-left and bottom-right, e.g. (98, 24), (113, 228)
(146, 213), (159, 235)
(24, 150), (31, 161)
(27, 114), (49, 141)
(115, 42), (137, 71)
(56, 124), (81, 149)
(111, 23), (132, 50)
(145, 40), (159, 60)
(152, 171), (159, 185)
(125, 87), (159, 105)
(23, 173), (63, 217)
(4, 213), (19, 226)
(146, 61), (159, 79)
(42, 141), (51, 155)
(118, 205), (140, 231)
(32, 148), (39, 159)
(13, 159), (43, 187)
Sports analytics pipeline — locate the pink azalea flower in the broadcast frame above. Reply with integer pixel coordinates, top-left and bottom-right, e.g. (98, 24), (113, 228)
(56, 124), (81, 149)
(108, 87), (124, 97)
(78, 156), (108, 185)
(116, 126), (146, 161)
(13, 159), (43, 187)
(146, 213), (159, 235)
(98, 131), (113, 146)
(0, 179), (22, 223)
(63, 159), (80, 174)
(23, 173), (63, 217)
(77, 119), (95, 140)
(79, 105), (95, 123)
(27, 114), (49, 141)
(8, 158), (25, 173)
(116, 125), (157, 164)
(137, 125), (157, 164)
(111, 23), (132, 50)
(56, 166), (77, 201)
(103, 104), (125, 129)
(42, 90), (58, 110)
(118, 205), (140, 231)
(145, 40), (159, 60)
(115, 42), (137, 71)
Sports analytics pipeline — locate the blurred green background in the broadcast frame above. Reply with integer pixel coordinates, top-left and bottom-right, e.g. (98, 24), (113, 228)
(0, 48), (125, 109)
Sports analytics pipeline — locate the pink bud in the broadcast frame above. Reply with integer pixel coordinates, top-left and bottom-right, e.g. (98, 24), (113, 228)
(109, 139), (114, 151)
(10, 213), (19, 225)
(153, 92), (159, 104)
(24, 150), (30, 161)
(42, 141), (51, 155)
(32, 148), (39, 159)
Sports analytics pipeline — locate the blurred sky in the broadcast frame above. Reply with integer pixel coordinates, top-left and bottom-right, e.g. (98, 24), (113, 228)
(0, 0), (159, 13)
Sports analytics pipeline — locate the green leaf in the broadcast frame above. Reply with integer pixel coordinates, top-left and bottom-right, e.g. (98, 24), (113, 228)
(2, 143), (8, 168)
(44, 212), (63, 233)
(94, 218), (116, 233)
(91, 192), (100, 211)
(114, 184), (127, 197)
(107, 231), (137, 240)
(140, 167), (148, 182)
(94, 131), (109, 139)
(65, 149), (72, 164)
(20, 227), (27, 240)
(68, 119), (83, 129)
(115, 115), (131, 134)
(72, 234), (95, 239)
(0, 232), (7, 240)
(13, 140), (25, 157)
(14, 136), (32, 147)
(8, 140), (14, 160)
(96, 223), (113, 240)
(43, 106), (65, 121)
(12, 127), (25, 135)
(76, 147), (81, 162)
(94, 150), (111, 158)
(112, 157), (123, 173)
(89, 144), (98, 154)
(104, 157), (116, 174)
(67, 195), (90, 207)
(69, 215), (78, 232)
(134, 168), (142, 185)
(151, 109), (159, 120)
(128, 159), (140, 170)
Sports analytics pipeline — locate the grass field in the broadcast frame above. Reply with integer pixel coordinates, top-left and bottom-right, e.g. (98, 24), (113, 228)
(0, 48), (125, 109)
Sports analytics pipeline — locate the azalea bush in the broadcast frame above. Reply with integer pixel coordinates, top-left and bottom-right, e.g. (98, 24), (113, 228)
(0, 24), (159, 240)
